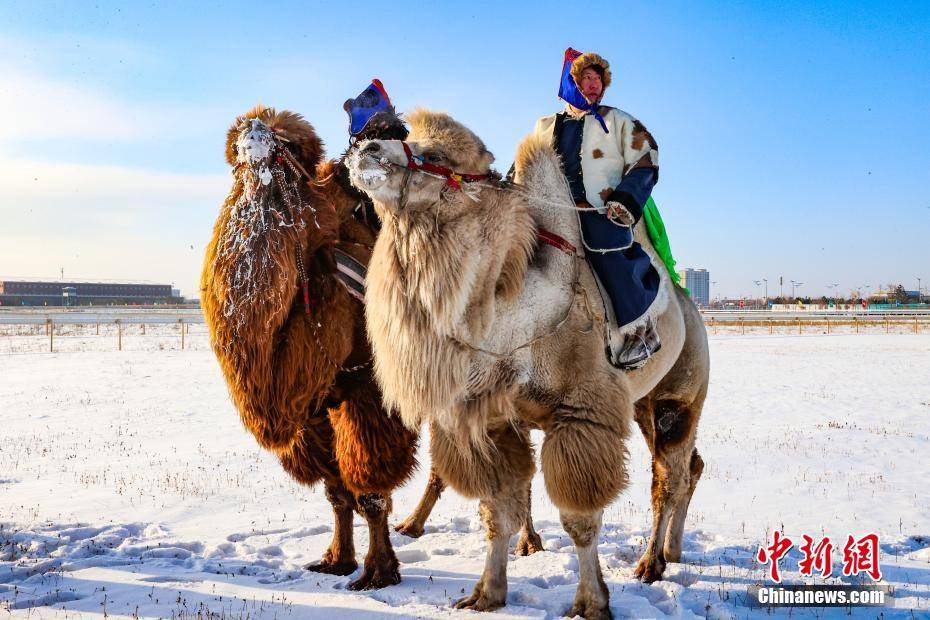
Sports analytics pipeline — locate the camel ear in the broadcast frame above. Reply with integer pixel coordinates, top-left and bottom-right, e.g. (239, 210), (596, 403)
(478, 149), (495, 171)
(225, 124), (240, 167)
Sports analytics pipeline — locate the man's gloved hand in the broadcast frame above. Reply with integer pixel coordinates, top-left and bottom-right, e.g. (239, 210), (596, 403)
(605, 201), (635, 227)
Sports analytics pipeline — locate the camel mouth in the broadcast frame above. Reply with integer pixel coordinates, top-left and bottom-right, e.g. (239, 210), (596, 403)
(236, 119), (275, 167)
(348, 149), (391, 192)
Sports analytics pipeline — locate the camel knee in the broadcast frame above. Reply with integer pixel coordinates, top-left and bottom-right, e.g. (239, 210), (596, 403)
(356, 493), (391, 520)
(560, 511), (602, 548)
(479, 491), (527, 541)
(541, 420), (628, 513)
(325, 484), (356, 512)
(653, 401), (698, 452)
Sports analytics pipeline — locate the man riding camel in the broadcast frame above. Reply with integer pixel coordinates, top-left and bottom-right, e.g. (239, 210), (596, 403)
(530, 48), (663, 370)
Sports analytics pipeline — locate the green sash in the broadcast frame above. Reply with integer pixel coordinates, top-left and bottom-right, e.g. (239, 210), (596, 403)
(642, 197), (689, 295)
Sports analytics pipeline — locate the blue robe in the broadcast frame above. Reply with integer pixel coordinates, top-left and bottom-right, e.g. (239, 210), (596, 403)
(554, 113), (660, 327)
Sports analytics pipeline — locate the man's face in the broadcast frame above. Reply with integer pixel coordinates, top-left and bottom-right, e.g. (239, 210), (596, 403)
(579, 67), (603, 103)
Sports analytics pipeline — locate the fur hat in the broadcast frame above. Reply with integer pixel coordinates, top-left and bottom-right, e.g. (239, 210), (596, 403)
(569, 52), (612, 90)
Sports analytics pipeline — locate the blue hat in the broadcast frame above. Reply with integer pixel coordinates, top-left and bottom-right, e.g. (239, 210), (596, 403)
(344, 79), (394, 138)
(558, 48), (609, 133)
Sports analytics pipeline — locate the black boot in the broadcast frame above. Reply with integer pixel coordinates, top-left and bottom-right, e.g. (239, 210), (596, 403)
(611, 316), (661, 371)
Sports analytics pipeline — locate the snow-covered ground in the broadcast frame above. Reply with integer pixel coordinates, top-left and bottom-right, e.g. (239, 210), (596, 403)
(1, 333), (928, 618)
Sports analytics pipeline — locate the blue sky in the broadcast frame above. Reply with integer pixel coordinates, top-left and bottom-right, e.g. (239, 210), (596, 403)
(1, 1), (928, 299)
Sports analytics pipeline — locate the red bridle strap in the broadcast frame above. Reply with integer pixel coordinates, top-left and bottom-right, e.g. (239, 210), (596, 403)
(536, 228), (577, 255)
(400, 142), (489, 190)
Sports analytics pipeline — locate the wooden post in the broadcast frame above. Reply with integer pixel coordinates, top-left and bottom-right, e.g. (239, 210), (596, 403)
(117, 319), (122, 351)
(915, 316), (919, 334)
(96, 323), (99, 336)
(826, 318), (830, 334)
(740, 317), (745, 335)
(180, 318), (185, 350)
(769, 318), (773, 334)
(885, 317), (889, 334)
(47, 318), (53, 352)
(797, 317), (802, 334)
(141, 323), (145, 335)
(712, 317), (717, 335)
(854, 316), (858, 334)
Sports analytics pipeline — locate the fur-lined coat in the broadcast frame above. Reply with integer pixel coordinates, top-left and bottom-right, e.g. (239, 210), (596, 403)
(532, 106), (658, 221)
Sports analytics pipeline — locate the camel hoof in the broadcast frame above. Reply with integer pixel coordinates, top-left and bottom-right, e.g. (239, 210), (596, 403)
(568, 601), (613, 620)
(304, 558), (358, 576)
(394, 518), (425, 538)
(347, 562), (401, 590)
(633, 554), (666, 583)
(514, 531), (544, 556)
(453, 586), (505, 612)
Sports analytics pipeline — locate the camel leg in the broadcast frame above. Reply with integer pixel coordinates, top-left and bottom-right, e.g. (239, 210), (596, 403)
(542, 406), (633, 620)
(430, 423), (535, 612)
(454, 488), (527, 611)
(562, 510), (611, 620)
(395, 466), (446, 538)
(513, 482), (544, 556)
(304, 481), (359, 575)
(633, 400), (700, 582)
(348, 493), (402, 590)
(663, 448), (704, 562)
(540, 380), (631, 619)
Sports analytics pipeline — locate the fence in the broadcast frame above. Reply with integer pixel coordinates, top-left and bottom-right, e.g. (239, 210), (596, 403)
(2, 309), (929, 354)
(703, 314), (930, 335)
(0, 310), (207, 354)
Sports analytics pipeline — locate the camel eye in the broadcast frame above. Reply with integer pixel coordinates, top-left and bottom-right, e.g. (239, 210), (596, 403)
(424, 152), (444, 164)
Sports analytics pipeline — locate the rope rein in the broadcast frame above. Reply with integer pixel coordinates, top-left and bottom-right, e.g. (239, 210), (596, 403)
(269, 130), (372, 375)
(363, 142), (599, 359)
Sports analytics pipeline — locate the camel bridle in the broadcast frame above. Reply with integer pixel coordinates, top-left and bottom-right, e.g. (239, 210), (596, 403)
(365, 140), (492, 211)
(250, 125), (372, 374)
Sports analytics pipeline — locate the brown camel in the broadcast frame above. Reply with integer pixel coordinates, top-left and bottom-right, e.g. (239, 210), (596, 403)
(201, 104), (419, 590)
(348, 109), (709, 618)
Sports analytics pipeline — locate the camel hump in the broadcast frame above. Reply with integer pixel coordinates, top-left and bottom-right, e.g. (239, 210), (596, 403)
(512, 133), (575, 228)
(514, 133), (555, 182)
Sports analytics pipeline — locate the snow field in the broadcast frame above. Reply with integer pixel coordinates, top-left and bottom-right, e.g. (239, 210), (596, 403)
(1, 333), (928, 618)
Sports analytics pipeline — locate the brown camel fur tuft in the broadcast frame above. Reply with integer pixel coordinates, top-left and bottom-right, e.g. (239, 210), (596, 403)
(202, 104), (418, 590)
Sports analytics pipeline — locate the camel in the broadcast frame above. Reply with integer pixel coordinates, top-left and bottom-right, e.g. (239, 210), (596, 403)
(201, 104), (420, 590)
(347, 109), (709, 618)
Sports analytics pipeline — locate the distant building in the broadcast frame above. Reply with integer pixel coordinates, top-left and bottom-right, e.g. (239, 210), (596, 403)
(0, 280), (184, 307)
(678, 268), (710, 307)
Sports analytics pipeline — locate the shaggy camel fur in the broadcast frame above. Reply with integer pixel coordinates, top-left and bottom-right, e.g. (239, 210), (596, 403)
(348, 109), (709, 618)
(201, 105), (418, 590)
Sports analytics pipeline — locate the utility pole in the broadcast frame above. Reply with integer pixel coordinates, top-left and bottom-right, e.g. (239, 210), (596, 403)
(763, 278), (768, 305)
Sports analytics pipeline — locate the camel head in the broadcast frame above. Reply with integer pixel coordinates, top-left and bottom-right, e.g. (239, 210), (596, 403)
(347, 108), (494, 217)
(220, 104), (326, 242)
(211, 105), (325, 330)
(225, 104), (323, 174)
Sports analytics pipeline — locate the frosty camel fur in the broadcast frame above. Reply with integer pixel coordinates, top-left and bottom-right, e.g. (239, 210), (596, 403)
(201, 104), (418, 590)
(349, 109), (709, 618)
